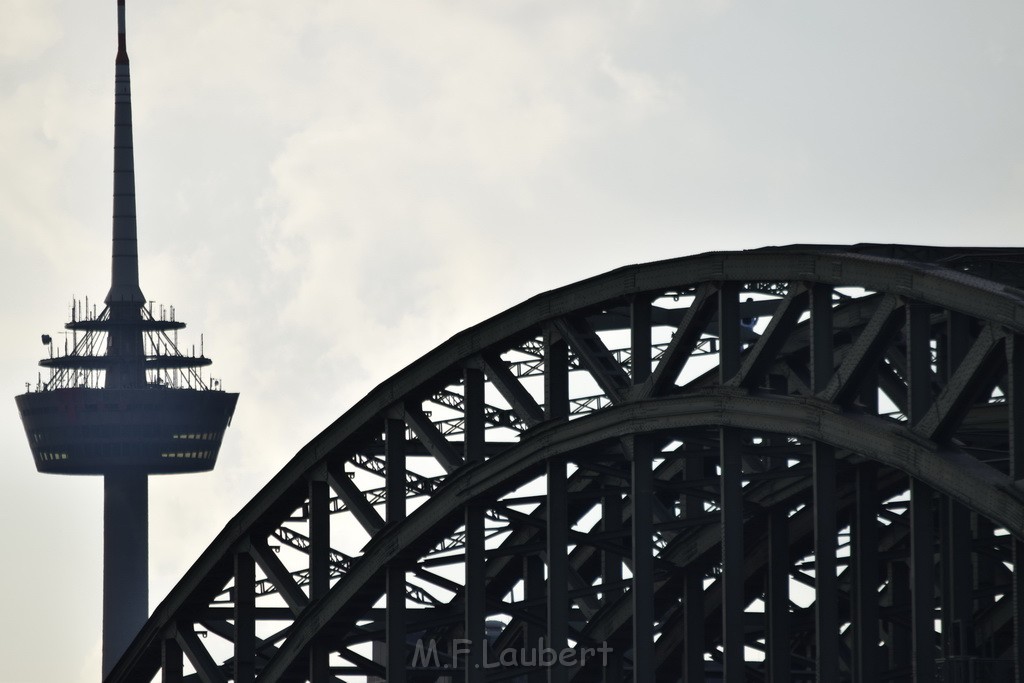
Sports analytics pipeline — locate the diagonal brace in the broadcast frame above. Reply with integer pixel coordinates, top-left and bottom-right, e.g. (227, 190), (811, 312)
(326, 460), (385, 535)
(638, 284), (718, 400)
(914, 323), (1004, 442)
(555, 315), (631, 404)
(479, 352), (545, 427)
(250, 536), (309, 616)
(728, 285), (809, 389)
(403, 402), (463, 473)
(820, 294), (904, 405)
(176, 625), (229, 683)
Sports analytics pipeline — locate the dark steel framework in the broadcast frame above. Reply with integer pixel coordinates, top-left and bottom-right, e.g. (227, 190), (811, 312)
(108, 244), (1024, 682)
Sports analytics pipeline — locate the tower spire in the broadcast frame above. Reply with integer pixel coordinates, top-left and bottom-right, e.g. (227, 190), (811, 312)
(107, 0), (144, 306)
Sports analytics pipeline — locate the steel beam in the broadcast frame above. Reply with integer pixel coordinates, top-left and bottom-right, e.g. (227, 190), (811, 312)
(910, 477), (936, 683)
(161, 637), (183, 683)
(602, 484), (625, 683)
(1015, 539), (1024, 683)
(545, 329), (569, 421)
(811, 284), (839, 682)
(915, 324), (1001, 442)
(907, 302), (936, 683)
(820, 294), (903, 404)
(852, 463), (879, 683)
(464, 367), (486, 682)
(767, 504), (790, 683)
(1010, 334), (1024, 482)
(404, 402), (464, 473)
(942, 314), (973, 659)
(732, 285), (808, 389)
(642, 283), (717, 399)
(555, 315), (631, 404)
(249, 535), (307, 615)
(890, 562), (912, 674)
(1011, 335), (1024, 682)
(308, 476), (330, 681)
(813, 443), (839, 682)
(326, 460), (384, 535)
(631, 295), (652, 385)
(602, 489), (623, 602)
(176, 625), (227, 683)
(386, 417), (407, 683)
(630, 436), (655, 681)
(718, 282), (745, 683)
(480, 351), (545, 427)
(233, 551), (256, 683)
(547, 456), (569, 683)
(525, 554), (546, 683)
(683, 455), (707, 683)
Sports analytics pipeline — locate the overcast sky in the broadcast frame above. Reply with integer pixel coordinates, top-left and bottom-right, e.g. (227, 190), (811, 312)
(2, 1), (1023, 680)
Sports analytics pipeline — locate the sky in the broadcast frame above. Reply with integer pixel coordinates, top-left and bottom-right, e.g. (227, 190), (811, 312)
(1, 1), (1023, 680)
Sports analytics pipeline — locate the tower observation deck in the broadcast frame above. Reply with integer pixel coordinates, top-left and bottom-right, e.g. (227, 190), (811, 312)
(14, 0), (238, 677)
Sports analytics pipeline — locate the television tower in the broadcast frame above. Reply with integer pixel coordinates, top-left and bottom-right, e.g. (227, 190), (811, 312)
(14, 1), (238, 676)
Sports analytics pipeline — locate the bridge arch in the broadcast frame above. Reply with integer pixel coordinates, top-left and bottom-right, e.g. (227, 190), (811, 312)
(109, 245), (1024, 682)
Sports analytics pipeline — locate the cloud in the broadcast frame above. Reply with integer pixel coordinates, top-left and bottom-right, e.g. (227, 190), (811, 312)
(0, 1), (62, 61)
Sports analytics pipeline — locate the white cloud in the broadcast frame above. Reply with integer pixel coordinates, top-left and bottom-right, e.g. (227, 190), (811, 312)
(0, 0), (62, 61)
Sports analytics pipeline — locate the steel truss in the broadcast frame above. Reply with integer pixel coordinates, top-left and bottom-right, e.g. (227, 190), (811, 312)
(107, 244), (1024, 682)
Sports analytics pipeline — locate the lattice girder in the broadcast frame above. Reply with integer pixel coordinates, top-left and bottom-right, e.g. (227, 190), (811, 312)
(106, 246), (1024, 683)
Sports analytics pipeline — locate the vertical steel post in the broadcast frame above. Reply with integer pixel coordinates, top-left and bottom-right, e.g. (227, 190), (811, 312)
(1010, 334), (1024, 482)
(910, 478), (936, 683)
(602, 489), (623, 600)
(718, 281), (745, 683)
(945, 499), (973, 657)
(1016, 539), (1024, 683)
(810, 284), (833, 394)
(385, 417), (407, 683)
(234, 550), (256, 683)
(309, 476), (330, 681)
(464, 367), (486, 682)
(811, 284), (838, 682)
(767, 505), (790, 683)
(524, 555), (547, 683)
(813, 443), (838, 682)
(632, 295), (652, 385)
(544, 324), (571, 682)
(161, 636), (183, 683)
(683, 454), (707, 683)
(631, 436), (655, 681)
(852, 463), (879, 683)
(545, 329), (569, 421)
(890, 562), (912, 673)
(547, 456), (569, 683)
(944, 313), (973, 659)
(602, 487), (624, 683)
(1009, 335), (1024, 681)
(631, 294), (656, 680)
(906, 302), (935, 683)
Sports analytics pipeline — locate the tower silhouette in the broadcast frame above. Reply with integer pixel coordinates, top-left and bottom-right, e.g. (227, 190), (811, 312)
(14, 1), (238, 676)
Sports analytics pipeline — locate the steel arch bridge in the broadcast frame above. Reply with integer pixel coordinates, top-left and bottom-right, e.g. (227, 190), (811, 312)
(107, 244), (1024, 683)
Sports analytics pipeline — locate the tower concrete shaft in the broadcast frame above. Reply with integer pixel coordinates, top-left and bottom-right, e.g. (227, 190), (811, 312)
(103, 473), (148, 677)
